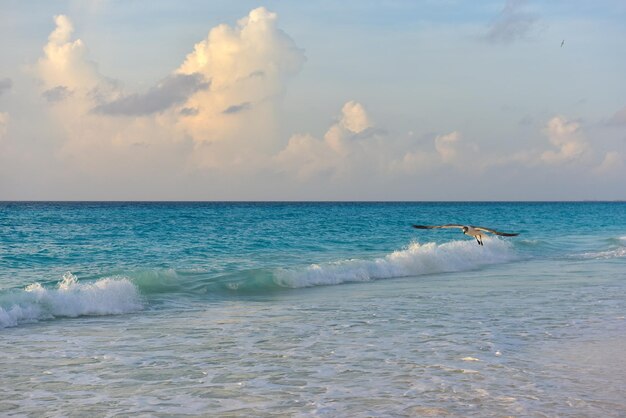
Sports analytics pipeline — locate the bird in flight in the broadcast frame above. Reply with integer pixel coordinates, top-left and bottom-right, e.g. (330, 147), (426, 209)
(561, 39), (565, 47)
(412, 224), (519, 246)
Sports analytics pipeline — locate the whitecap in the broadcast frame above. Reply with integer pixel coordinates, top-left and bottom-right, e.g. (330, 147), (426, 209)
(0, 272), (143, 329)
(274, 238), (517, 288)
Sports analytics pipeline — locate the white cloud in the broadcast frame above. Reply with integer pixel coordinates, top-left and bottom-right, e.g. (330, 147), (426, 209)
(175, 6), (306, 164)
(8, 7), (622, 200)
(339, 101), (371, 133)
(30, 15), (190, 182)
(324, 100), (373, 154)
(36, 15), (101, 91)
(177, 8), (304, 83)
(275, 100), (388, 180)
(276, 102), (472, 183)
(29, 9), (308, 178)
(540, 116), (588, 164)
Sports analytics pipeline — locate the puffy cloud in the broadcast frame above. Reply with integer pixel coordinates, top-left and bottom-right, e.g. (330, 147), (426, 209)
(324, 101), (373, 153)
(19, 9), (619, 200)
(93, 73), (209, 116)
(36, 15), (102, 91)
(177, 8), (303, 85)
(175, 6), (306, 160)
(276, 100), (474, 182)
(275, 101), (380, 179)
(540, 116), (588, 164)
(34, 14), (121, 153)
(339, 101), (371, 133)
(0, 78), (12, 96)
(275, 100), (468, 187)
(29, 15), (189, 183)
(26, 9), (308, 184)
(484, 0), (539, 44)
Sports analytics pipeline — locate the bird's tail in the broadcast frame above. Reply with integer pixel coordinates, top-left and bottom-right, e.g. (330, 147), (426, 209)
(495, 232), (519, 237)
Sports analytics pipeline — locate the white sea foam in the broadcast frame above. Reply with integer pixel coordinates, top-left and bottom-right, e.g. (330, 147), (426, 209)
(581, 247), (626, 260)
(0, 273), (143, 329)
(275, 238), (516, 288)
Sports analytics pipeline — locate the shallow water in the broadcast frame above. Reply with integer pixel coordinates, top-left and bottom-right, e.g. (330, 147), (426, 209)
(1, 202), (625, 416)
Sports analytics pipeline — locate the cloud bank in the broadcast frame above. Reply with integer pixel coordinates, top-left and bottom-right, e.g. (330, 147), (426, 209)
(0, 7), (623, 200)
(28, 8), (306, 174)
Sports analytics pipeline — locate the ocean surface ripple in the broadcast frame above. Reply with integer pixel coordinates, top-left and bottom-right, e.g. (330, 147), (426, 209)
(1, 202), (625, 416)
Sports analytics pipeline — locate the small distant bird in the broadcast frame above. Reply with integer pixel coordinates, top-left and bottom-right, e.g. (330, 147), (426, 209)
(412, 224), (519, 246)
(561, 40), (565, 47)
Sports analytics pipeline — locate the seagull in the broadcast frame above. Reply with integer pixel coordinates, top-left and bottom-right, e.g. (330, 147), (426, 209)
(561, 39), (565, 47)
(412, 224), (519, 246)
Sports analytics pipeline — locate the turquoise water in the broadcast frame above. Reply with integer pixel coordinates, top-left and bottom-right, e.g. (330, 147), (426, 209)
(1, 202), (625, 416)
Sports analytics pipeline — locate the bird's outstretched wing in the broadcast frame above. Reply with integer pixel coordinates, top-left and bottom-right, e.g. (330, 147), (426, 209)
(412, 224), (465, 230)
(473, 226), (519, 236)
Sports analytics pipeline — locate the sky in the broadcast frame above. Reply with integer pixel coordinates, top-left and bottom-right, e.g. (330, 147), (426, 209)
(0, 0), (625, 200)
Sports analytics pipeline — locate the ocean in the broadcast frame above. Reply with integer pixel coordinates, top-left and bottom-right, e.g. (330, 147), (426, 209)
(1, 202), (625, 416)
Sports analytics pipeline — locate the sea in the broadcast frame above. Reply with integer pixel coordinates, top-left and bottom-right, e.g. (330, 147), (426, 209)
(1, 202), (625, 417)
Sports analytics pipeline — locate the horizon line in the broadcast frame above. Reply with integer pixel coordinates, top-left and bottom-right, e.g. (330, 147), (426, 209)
(1, 200), (624, 204)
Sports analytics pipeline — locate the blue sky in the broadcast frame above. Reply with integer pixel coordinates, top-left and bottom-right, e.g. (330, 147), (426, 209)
(0, 1), (625, 200)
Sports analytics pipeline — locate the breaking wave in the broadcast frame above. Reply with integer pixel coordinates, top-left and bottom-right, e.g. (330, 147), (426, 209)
(1, 238), (517, 328)
(275, 238), (517, 288)
(0, 273), (143, 329)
